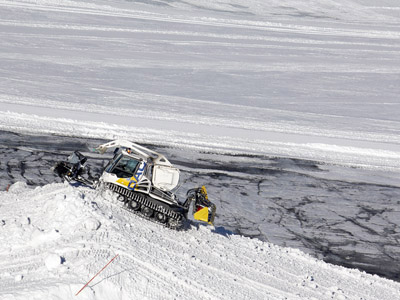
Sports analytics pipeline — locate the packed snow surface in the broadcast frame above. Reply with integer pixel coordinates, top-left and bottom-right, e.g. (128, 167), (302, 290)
(0, 0), (400, 171)
(1, 182), (400, 300)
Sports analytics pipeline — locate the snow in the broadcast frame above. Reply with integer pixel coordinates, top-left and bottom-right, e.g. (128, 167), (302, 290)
(1, 0), (400, 298)
(0, 0), (400, 171)
(83, 218), (101, 231)
(1, 182), (400, 299)
(45, 254), (63, 270)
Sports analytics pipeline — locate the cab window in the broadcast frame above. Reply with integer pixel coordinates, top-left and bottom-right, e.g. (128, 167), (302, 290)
(110, 156), (140, 178)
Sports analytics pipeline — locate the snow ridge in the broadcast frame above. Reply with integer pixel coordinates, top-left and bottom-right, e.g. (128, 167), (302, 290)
(1, 182), (399, 299)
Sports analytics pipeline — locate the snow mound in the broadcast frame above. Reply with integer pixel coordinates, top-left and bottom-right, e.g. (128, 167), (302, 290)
(7, 181), (29, 193)
(45, 254), (63, 270)
(83, 218), (101, 231)
(0, 183), (399, 299)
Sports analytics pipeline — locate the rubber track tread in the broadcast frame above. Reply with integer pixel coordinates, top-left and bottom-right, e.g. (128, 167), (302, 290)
(106, 183), (185, 230)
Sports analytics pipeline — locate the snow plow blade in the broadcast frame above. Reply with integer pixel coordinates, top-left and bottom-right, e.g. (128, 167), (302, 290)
(187, 186), (216, 225)
(52, 151), (93, 186)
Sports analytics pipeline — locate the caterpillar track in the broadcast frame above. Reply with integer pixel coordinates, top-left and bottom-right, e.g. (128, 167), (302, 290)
(106, 183), (186, 230)
(53, 139), (216, 229)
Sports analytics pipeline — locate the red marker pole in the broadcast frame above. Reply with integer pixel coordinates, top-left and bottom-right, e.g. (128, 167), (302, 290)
(75, 254), (119, 296)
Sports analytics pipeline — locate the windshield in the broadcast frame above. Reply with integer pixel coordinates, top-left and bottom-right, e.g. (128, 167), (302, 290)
(109, 155), (140, 178)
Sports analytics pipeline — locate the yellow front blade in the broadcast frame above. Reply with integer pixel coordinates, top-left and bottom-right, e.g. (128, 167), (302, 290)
(193, 205), (216, 225)
(194, 207), (210, 223)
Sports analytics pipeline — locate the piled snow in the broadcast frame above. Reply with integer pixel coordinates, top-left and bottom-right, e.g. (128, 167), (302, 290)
(0, 182), (400, 299)
(83, 218), (101, 231)
(45, 254), (63, 271)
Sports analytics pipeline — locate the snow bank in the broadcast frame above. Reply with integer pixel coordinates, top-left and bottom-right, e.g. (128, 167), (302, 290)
(0, 182), (399, 299)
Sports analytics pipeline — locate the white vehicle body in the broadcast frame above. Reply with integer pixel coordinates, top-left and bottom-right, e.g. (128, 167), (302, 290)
(97, 140), (180, 203)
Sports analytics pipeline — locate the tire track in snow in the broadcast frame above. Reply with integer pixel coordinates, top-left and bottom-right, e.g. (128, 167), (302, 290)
(94, 196), (294, 299)
(88, 190), (291, 299)
(1, 0), (400, 40)
(93, 195), (223, 299)
(2, 19), (400, 49)
(97, 191), (351, 300)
